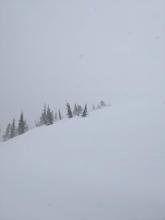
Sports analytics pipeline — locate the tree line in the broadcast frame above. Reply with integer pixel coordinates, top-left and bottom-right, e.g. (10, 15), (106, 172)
(1, 100), (107, 142)
(3, 112), (28, 141)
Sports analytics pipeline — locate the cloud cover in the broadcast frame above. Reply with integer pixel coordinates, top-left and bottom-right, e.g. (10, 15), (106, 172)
(0, 0), (164, 127)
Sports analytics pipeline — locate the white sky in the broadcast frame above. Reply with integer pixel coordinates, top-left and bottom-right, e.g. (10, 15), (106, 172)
(0, 0), (164, 128)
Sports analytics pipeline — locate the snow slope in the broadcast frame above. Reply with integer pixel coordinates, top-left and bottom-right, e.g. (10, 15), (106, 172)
(0, 101), (165, 220)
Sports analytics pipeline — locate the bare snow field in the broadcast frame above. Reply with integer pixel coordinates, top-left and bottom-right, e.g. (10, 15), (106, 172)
(0, 101), (165, 220)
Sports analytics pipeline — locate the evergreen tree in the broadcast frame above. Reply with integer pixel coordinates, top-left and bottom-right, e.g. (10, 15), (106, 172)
(100, 100), (106, 107)
(66, 102), (73, 118)
(10, 119), (16, 138)
(46, 106), (54, 125)
(73, 104), (78, 116)
(40, 105), (47, 125)
(77, 105), (83, 116)
(3, 123), (11, 141)
(58, 110), (62, 120)
(82, 104), (88, 117)
(18, 112), (27, 135)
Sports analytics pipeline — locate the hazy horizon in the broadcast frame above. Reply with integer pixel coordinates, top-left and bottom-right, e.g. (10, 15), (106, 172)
(0, 0), (164, 129)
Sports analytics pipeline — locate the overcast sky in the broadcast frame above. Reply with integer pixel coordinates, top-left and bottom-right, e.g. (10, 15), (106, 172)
(0, 0), (164, 128)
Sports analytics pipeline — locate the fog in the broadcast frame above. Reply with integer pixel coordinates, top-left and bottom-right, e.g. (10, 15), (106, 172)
(0, 0), (164, 128)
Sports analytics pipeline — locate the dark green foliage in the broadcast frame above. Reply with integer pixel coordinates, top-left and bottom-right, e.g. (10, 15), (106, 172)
(18, 112), (28, 135)
(1, 100), (96, 141)
(3, 123), (11, 141)
(10, 119), (16, 138)
(40, 105), (47, 125)
(82, 104), (88, 117)
(66, 103), (73, 118)
(46, 106), (54, 125)
(38, 105), (54, 126)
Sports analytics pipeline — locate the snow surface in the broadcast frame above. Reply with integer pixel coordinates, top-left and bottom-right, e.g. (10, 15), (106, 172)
(0, 101), (165, 220)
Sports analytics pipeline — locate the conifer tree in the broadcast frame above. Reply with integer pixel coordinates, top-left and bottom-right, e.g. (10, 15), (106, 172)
(3, 123), (11, 141)
(10, 119), (16, 138)
(66, 102), (73, 118)
(58, 110), (62, 120)
(82, 104), (88, 117)
(77, 105), (83, 116)
(18, 112), (27, 135)
(100, 100), (106, 107)
(40, 105), (47, 125)
(46, 106), (54, 125)
(73, 104), (78, 116)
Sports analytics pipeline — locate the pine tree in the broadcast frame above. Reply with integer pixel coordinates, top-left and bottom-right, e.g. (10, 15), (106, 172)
(58, 110), (62, 120)
(18, 112), (27, 135)
(100, 100), (106, 107)
(46, 106), (54, 125)
(82, 104), (88, 117)
(73, 104), (78, 116)
(40, 105), (47, 125)
(77, 105), (83, 116)
(10, 119), (16, 138)
(3, 123), (11, 141)
(66, 103), (73, 118)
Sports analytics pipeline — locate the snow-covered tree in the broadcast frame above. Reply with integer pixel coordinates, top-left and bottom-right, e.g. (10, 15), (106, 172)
(82, 104), (88, 117)
(46, 106), (54, 125)
(10, 119), (16, 138)
(3, 123), (11, 141)
(77, 105), (83, 116)
(66, 103), (73, 118)
(73, 104), (78, 116)
(18, 112), (28, 135)
(100, 100), (106, 107)
(40, 105), (47, 125)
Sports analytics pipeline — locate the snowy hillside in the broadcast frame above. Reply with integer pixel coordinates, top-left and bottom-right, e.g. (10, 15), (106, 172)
(0, 101), (165, 220)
